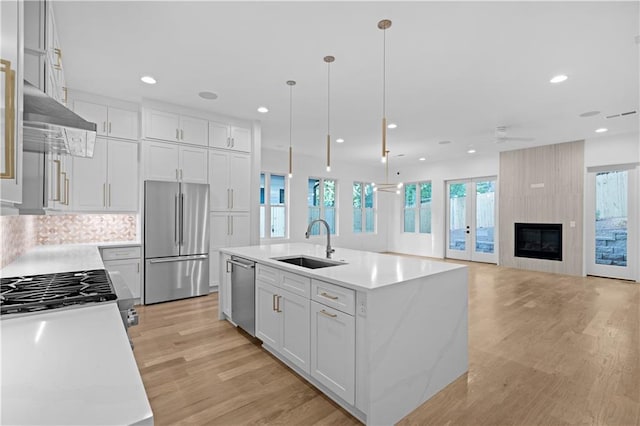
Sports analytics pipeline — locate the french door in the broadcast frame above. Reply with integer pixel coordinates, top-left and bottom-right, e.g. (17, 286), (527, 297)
(586, 165), (637, 280)
(446, 177), (497, 263)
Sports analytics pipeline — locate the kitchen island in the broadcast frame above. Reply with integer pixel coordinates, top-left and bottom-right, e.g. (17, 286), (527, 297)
(219, 243), (468, 425)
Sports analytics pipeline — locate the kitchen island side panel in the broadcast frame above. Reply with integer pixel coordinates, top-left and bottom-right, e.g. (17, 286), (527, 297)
(364, 267), (468, 425)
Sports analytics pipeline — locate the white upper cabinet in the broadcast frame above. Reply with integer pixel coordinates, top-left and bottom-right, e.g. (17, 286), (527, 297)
(73, 100), (139, 141)
(143, 140), (207, 184)
(209, 122), (251, 152)
(208, 150), (250, 211)
(72, 139), (108, 211)
(144, 108), (208, 146)
(107, 140), (139, 210)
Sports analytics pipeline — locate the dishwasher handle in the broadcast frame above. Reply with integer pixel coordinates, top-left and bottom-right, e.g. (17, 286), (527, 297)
(226, 259), (255, 271)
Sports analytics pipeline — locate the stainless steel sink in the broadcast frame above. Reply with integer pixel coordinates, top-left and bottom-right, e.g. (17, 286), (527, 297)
(272, 255), (346, 269)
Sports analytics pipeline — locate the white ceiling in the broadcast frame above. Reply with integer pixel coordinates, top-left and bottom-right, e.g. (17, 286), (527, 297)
(54, 1), (639, 166)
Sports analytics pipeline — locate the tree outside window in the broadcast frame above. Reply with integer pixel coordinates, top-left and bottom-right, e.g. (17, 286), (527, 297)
(308, 178), (337, 235)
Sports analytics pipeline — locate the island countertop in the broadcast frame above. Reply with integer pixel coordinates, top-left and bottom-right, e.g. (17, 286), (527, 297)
(220, 243), (465, 291)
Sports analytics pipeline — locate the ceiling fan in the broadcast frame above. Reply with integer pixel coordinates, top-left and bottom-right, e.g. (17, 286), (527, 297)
(493, 126), (535, 144)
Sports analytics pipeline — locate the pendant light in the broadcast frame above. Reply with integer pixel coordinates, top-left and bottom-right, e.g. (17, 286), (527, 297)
(324, 55), (335, 172)
(372, 150), (403, 194)
(379, 19), (391, 163)
(287, 80), (296, 178)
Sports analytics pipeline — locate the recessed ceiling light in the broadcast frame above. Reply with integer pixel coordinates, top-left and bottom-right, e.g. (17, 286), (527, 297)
(550, 74), (568, 84)
(387, 123), (397, 129)
(467, 149), (476, 154)
(336, 138), (344, 143)
(579, 111), (600, 117)
(419, 157), (426, 161)
(257, 106), (269, 113)
(198, 91), (218, 100)
(438, 140), (451, 145)
(140, 75), (156, 85)
(595, 128), (608, 133)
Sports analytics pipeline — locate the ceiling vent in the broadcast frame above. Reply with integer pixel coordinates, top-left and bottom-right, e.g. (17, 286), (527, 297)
(605, 110), (637, 119)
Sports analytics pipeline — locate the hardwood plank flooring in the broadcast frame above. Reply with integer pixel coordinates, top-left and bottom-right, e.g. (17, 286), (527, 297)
(130, 261), (640, 425)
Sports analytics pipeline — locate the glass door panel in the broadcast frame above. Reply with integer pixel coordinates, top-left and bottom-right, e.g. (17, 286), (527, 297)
(446, 182), (469, 259)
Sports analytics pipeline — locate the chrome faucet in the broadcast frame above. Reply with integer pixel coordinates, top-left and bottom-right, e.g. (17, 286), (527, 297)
(305, 219), (335, 259)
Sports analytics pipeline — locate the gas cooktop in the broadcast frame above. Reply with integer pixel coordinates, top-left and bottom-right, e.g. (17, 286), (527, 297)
(0, 269), (117, 315)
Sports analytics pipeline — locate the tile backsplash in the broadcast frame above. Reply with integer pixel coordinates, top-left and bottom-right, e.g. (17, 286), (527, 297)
(1, 214), (138, 269)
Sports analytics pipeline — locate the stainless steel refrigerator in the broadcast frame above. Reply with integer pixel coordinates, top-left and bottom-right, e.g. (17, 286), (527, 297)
(144, 180), (209, 304)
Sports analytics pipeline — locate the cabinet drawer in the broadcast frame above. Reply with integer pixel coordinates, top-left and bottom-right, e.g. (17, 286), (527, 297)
(311, 280), (355, 316)
(281, 271), (311, 298)
(256, 264), (279, 286)
(101, 246), (141, 261)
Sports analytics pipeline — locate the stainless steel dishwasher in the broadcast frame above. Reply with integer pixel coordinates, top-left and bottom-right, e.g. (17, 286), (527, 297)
(226, 256), (256, 336)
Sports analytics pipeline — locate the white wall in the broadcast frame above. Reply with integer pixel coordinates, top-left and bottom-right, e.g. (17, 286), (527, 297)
(388, 153), (499, 258)
(584, 132), (639, 168)
(261, 148), (389, 252)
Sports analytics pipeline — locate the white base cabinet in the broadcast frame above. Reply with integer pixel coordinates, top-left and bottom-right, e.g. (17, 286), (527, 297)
(101, 246), (142, 300)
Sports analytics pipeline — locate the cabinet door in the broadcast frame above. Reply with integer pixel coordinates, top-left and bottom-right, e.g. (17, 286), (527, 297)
(103, 258), (141, 299)
(255, 280), (280, 349)
(209, 122), (229, 149)
(228, 213), (250, 247)
(58, 154), (72, 210)
(229, 153), (251, 211)
(280, 289), (311, 373)
(310, 301), (355, 405)
(108, 107), (138, 140)
(144, 141), (179, 182)
(74, 100), (108, 136)
(230, 126), (251, 152)
(179, 146), (207, 184)
(72, 138), (108, 211)
(220, 253), (231, 316)
(210, 212), (230, 250)
(145, 109), (180, 142)
(208, 150), (230, 210)
(107, 140), (138, 211)
(180, 115), (208, 147)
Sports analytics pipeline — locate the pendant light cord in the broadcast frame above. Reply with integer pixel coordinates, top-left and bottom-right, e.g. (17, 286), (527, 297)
(382, 27), (386, 119)
(327, 61), (331, 135)
(289, 85), (293, 149)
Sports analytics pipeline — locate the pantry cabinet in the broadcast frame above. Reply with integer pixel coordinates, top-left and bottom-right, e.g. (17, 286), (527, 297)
(73, 100), (138, 140)
(209, 211), (250, 288)
(72, 138), (138, 212)
(143, 141), (207, 184)
(208, 150), (250, 211)
(144, 108), (208, 147)
(209, 122), (251, 152)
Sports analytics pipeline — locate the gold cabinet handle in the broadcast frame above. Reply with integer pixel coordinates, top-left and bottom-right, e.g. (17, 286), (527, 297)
(230, 216), (233, 235)
(319, 309), (337, 318)
(276, 295), (282, 313)
(53, 48), (62, 70)
(231, 137), (235, 148)
(62, 87), (68, 104)
(176, 129), (179, 140)
(52, 159), (61, 201)
(63, 174), (70, 206)
(103, 183), (106, 207)
(272, 294), (277, 311)
(230, 189), (234, 209)
(320, 292), (338, 300)
(1, 59), (16, 179)
(180, 129), (184, 140)
(59, 171), (67, 205)
(108, 122), (112, 134)
(103, 121), (107, 133)
(108, 183), (112, 207)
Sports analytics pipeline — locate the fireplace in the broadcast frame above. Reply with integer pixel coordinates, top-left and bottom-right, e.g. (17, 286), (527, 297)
(514, 223), (562, 261)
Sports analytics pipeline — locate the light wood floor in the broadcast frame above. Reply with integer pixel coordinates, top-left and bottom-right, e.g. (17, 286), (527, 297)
(130, 261), (640, 425)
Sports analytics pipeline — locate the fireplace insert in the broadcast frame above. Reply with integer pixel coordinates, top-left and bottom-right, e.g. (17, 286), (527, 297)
(514, 223), (562, 261)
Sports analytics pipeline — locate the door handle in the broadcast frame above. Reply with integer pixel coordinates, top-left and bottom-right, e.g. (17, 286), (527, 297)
(180, 193), (184, 244)
(108, 183), (112, 207)
(319, 309), (337, 318)
(103, 183), (106, 207)
(149, 254), (208, 264)
(64, 175), (70, 206)
(230, 189), (234, 209)
(176, 129), (180, 140)
(231, 137), (235, 148)
(230, 215), (233, 235)
(272, 294), (277, 311)
(174, 194), (179, 246)
(276, 295), (282, 313)
(52, 159), (61, 201)
(227, 216), (231, 236)
(103, 121), (107, 133)
(180, 129), (184, 140)
(227, 188), (231, 209)
(226, 259), (255, 269)
(108, 122), (112, 134)
(227, 137), (230, 147)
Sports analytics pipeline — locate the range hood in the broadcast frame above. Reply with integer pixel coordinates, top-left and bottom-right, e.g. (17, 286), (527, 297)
(22, 80), (97, 157)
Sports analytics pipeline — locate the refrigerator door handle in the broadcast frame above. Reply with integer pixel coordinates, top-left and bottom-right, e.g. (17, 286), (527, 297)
(180, 193), (184, 245)
(149, 254), (208, 264)
(174, 194), (179, 246)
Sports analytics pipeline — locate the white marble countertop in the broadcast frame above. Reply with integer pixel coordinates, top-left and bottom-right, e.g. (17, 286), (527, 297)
(1, 303), (153, 426)
(220, 243), (465, 291)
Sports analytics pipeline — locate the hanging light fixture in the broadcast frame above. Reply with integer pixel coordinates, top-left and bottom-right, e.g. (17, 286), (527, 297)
(324, 55), (335, 172)
(287, 80), (296, 178)
(371, 19), (402, 194)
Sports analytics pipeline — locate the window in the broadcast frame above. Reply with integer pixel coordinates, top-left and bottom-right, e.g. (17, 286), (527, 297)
(353, 182), (375, 233)
(307, 178), (337, 235)
(260, 173), (287, 239)
(403, 181), (432, 233)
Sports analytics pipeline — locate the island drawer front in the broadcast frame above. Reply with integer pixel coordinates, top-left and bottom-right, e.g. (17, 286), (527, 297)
(311, 280), (355, 316)
(101, 246), (141, 261)
(281, 271), (311, 298)
(256, 264), (280, 286)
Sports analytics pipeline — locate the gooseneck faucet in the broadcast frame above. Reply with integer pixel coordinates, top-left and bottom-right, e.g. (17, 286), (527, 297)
(305, 219), (335, 259)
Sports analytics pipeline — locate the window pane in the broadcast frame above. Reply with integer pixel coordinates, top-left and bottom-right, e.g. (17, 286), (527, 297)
(353, 182), (362, 208)
(404, 184), (416, 208)
(324, 207), (336, 234)
(404, 209), (415, 232)
(308, 207), (321, 235)
(419, 205), (431, 233)
(260, 173), (265, 205)
(449, 183), (466, 250)
(270, 174), (285, 205)
(308, 179), (320, 207)
(324, 179), (336, 207)
(475, 180), (495, 254)
(260, 205), (265, 238)
(595, 171), (628, 266)
(420, 182), (432, 205)
(353, 209), (362, 233)
(364, 184), (374, 208)
(271, 206), (286, 238)
(365, 208), (375, 232)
